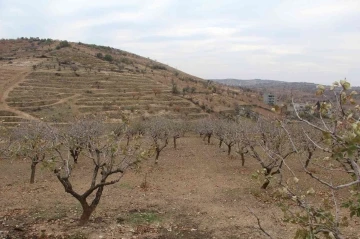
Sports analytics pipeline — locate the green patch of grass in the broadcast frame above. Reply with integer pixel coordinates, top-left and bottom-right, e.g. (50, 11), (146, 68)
(118, 182), (133, 189)
(65, 232), (88, 239)
(128, 211), (162, 224)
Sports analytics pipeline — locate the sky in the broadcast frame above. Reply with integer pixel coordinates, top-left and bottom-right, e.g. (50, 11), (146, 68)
(0, 0), (359, 85)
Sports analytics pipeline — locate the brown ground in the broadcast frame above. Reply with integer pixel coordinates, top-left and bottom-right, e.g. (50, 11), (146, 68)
(1, 135), (296, 239)
(2, 135), (359, 239)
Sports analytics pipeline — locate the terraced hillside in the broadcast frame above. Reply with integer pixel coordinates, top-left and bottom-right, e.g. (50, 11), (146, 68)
(6, 69), (205, 123)
(0, 38), (273, 125)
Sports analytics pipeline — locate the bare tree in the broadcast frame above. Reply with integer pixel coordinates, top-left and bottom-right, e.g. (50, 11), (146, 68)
(196, 118), (215, 144)
(235, 120), (251, 166)
(169, 120), (187, 149)
(248, 118), (295, 189)
(10, 121), (55, 184)
(146, 117), (170, 164)
(214, 120), (239, 155)
(53, 123), (143, 225)
(59, 118), (104, 164)
(214, 119), (226, 148)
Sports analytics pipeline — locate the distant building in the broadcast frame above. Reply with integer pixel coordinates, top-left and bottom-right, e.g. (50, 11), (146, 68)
(263, 93), (276, 105)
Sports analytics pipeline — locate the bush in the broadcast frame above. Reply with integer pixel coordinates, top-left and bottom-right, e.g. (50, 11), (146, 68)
(120, 58), (133, 65)
(104, 54), (113, 62)
(151, 64), (167, 70)
(172, 83), (179, 95)
(56, 40), (70, 49)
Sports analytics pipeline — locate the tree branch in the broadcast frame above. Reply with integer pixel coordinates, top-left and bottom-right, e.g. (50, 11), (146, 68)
(246, 206), (274, 239)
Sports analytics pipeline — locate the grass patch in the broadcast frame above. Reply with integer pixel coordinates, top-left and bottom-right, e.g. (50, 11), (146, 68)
(127, 210), (162, 224)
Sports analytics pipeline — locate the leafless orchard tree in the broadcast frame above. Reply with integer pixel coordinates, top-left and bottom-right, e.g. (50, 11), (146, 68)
(290, 123), (319, 168)
(10, 121), (55, 184)
(235, 120), (251, 166)
(125, 119), (146, 146)
(196, 117), (215, 144)
(53, 122), (145, 225)
(248, 118), (295, 189)
(145, 117), (170, 164)
(114, 118), (146, 146)
(58, 118), (104, 164)
(214, 120), (239, 155)
(214, 119), (226, 148)
(169, 119), (188, 149)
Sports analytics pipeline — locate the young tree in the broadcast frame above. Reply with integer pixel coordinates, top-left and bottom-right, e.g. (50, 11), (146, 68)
(169, 120), (187, 149)
(10, 121), (55, 184)
(146, 117), (170, 164)
(235, 120), (251, 166)
(214, 119), (226, 148)
(214, 120), (239, 155)
(248, 118), (295, 189)
(196, 118), (215, 144)
(53, 123), (144, 225)
(115, 119), (145, 146)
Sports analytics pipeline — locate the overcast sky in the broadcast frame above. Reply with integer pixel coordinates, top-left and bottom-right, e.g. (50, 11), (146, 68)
(0, 0), (359, 85)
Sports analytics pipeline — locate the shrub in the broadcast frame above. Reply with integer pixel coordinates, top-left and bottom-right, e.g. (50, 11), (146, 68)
(56, 40), (70, 49)
(151, 64), (167, 70)
(120, 58), (133, 65)
(171, 80), (179, 95)
(104, 54), (113, 62)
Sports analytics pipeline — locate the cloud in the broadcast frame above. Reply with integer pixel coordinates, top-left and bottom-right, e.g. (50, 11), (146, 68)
(0, 0), (359, 84)
(299, 2), (360, 17)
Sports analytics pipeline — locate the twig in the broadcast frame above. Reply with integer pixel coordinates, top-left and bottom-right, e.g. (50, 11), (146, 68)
(246, 206), (274, 239)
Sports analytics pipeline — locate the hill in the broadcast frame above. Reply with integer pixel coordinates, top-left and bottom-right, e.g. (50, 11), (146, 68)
(0, 38), (275, 126)
(211, 78), (317, 89)
(211, 78), (360, 104)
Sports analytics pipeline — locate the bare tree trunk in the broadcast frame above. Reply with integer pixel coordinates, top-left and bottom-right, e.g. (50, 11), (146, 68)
(240, 153), (245, 166)
(79, 202), (95, 225)
(126, 136), (130, 146)
(261, 179), (270, 189)
(155, 149), (160, 164)
(79, 185), (104, 225)
(227, 145), (232, 155)
(207, 134), (211, 144)
(173, 137), (177, 149)
(261, 168), (272, 189)
(30, 161), (38, 184)
(219, 139), (223, 148)
(70, 149), (79, 164)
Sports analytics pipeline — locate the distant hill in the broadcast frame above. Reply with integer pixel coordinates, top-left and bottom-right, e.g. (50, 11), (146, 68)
(210, 78), (317, 90)
(211, 79), (360, 104)
(210, 79), (319, 103)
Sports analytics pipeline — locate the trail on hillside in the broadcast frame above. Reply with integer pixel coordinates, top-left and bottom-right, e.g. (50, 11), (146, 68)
(0, 67), (38, 120)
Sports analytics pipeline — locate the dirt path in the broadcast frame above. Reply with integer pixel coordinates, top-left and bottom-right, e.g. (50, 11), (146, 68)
(0, 67), (38, 120)
(15, 94), (81, 110)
